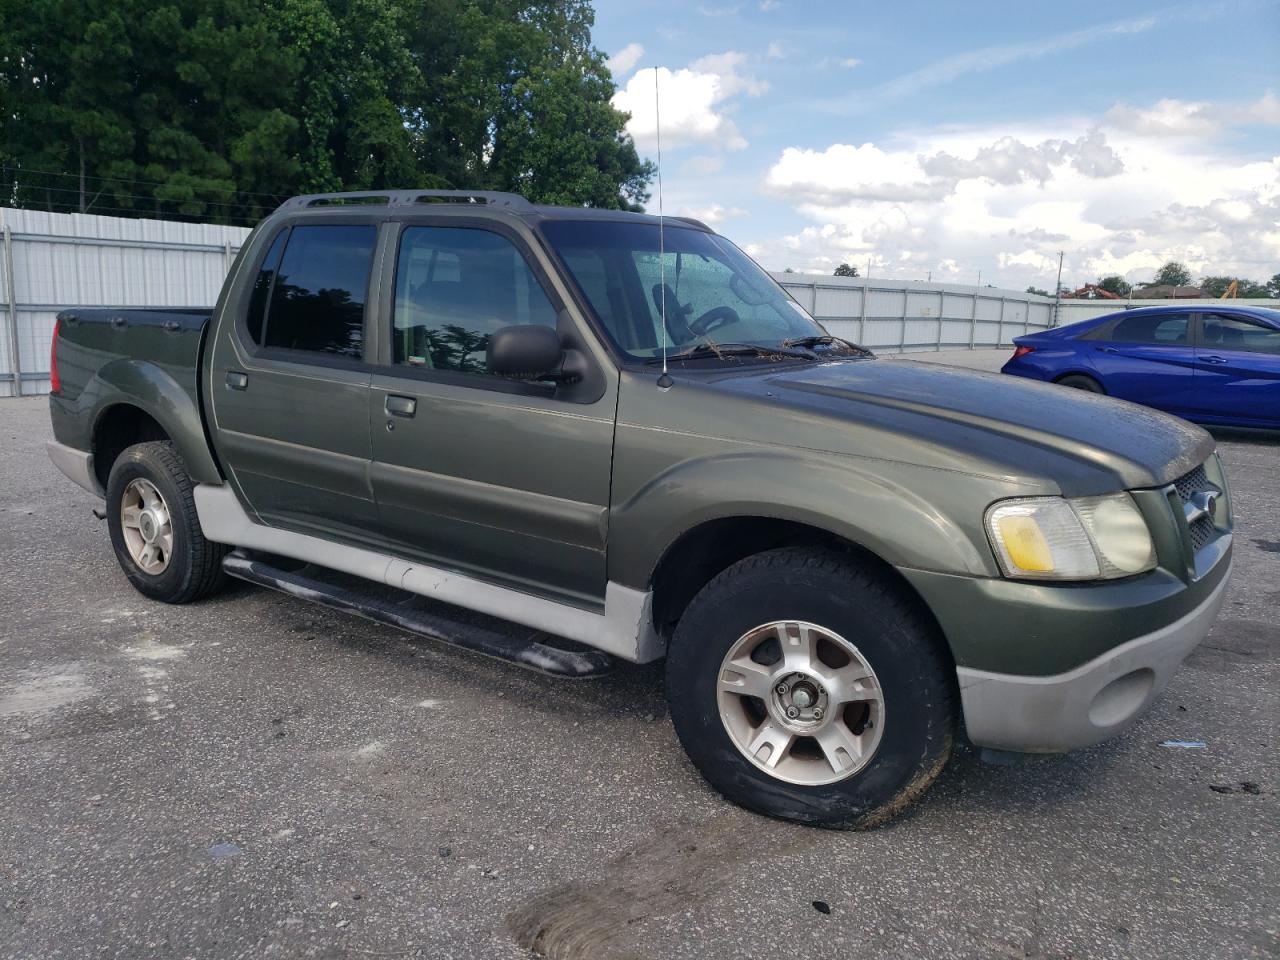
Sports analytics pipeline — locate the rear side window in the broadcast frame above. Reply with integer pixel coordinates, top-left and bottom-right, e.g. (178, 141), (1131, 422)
(1109, 313), (1190, 345)
(1202, 313), (1280, 354)
(246, 230), (287, 343)
(392, 226), (558, 374)
(261, 225), (377, 358)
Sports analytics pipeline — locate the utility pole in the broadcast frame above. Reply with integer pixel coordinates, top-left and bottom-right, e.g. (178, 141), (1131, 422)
(1052, 250), (1064, 327)
(976, 269), (981, 288)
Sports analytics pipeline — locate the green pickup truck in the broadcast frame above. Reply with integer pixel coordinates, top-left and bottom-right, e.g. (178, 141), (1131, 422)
(47, 190), (1233, 827)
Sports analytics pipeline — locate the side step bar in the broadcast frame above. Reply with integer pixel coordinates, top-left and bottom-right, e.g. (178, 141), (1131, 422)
(222, 550), (614, 678)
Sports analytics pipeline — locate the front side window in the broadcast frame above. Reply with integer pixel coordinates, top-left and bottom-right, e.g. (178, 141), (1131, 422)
(1108, 313), (1190, 345)
(542, 220), (827, 361)
(262, 224), (376, 358)
(392, 226), (558, 374)
(1202, 313), (1280, 354)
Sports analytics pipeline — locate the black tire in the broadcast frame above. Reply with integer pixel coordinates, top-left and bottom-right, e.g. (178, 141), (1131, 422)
(665, 547), (955, 829)
(105, 441), (228, 604)
(1056, 373), (1104, 394)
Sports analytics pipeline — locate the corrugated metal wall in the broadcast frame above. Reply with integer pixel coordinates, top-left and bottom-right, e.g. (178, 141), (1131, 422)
(12, 207), (1270, 397)
(0, 208), (249, 397)
(771, 274), (1054, 351)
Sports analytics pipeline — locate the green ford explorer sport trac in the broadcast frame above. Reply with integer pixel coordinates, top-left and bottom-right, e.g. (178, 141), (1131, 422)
(46, 190), (1233, 828)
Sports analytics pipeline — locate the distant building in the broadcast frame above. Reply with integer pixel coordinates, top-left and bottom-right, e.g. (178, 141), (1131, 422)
(1133, 284), (1204, 299)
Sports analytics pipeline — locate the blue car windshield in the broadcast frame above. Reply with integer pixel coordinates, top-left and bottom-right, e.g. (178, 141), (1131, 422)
(541, 219), (828, 361)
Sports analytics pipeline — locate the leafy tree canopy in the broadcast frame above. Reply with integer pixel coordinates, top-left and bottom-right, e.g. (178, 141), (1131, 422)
(0, 0), (652, 223)
(1148, 261), (1193, 288)
(1199, 275), (1272, 299)
(1096, 274), (1131, 297)
(833, 262), (859, 277)
(1025, 286), (1049, 297)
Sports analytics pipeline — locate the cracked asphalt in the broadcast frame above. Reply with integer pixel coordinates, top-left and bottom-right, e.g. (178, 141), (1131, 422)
(1, 356), (1277, 959)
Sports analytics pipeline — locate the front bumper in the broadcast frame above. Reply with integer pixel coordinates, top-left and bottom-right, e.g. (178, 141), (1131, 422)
(956, 557), (1231, 752)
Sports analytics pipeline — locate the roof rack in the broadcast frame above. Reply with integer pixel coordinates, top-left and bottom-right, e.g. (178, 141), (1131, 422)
(276, 189), (535, 212)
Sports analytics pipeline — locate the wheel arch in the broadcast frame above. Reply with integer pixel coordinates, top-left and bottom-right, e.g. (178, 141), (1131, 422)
(85, 358), (223, 488)
(1053, 370), (1107, 393)
(647, 515), (952, 665)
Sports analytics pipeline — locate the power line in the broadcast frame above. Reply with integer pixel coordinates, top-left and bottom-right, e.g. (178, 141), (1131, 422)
(0, 164), (291, 202)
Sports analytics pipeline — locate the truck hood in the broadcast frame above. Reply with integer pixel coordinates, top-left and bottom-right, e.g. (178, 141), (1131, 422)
(709, 358), (1213, 496)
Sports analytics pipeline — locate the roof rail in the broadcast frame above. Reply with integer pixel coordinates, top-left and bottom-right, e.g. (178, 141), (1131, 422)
(276, 189), (535, 212)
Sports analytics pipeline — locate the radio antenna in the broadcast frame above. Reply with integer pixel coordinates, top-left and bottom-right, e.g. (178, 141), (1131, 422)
(654, 67), (672, 388)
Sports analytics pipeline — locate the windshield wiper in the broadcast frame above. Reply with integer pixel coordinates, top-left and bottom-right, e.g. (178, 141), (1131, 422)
(645, 341), (815, 364)
(782, 335), (874, 357)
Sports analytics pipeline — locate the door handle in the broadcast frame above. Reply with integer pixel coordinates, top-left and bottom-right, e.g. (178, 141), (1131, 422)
(1201, 355), (1227, 365)
(384, 394), (417, 418)
(225, 370), (248, 390)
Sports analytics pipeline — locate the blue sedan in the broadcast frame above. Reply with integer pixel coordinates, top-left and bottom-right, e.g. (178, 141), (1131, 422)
(1001, 305), (1280, 429)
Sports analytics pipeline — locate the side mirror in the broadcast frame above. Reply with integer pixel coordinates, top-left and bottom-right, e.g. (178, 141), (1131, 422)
(487, 324), (564, 380)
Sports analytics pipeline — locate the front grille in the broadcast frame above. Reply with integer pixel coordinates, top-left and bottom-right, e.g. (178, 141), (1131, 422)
(1171, 463), (1217, 551)
(1174, 464), (1208, 504)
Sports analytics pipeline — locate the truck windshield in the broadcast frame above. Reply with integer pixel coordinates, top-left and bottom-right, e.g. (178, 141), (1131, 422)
(541, 220), (829, 361)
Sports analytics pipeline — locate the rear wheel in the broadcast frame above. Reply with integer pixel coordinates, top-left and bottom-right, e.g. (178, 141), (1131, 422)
(665, 547), (955, 829)
(1056, 373), (1104, 393)
(106, 441), (228, 603)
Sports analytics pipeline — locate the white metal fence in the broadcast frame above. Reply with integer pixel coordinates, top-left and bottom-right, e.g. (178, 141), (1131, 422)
(0, 207), (249, 397)
(772, 274), (1054, 351)
(3, 207), (1276, 397)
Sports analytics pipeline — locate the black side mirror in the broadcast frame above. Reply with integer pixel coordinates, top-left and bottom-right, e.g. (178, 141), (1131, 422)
(487, 324), (564, 380)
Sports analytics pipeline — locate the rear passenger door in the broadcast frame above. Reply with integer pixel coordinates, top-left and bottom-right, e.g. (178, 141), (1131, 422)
(1087, 312), (1195, 414)
(366, 219), (617, 607)
(1189, 312), (1280, 426)
(207, 220), (382, 542)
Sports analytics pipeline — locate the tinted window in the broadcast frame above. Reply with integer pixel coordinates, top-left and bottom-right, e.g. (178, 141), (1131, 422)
(263, 225), (376, 358)
(1202, 314), (1280, 354)
(392, 227), (558, 374)
(246, 230), (287, 344)
(543, 220), (827, 360)
(1109, 313), (1190, 345)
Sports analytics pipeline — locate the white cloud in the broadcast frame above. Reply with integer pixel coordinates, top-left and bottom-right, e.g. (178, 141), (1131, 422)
(755, 109), (1280, 290)
(759, 0), (779, 9)
(612, 52), (768, 153)
(764, 130), (1124, 204)
(840, 58), (862, 68)
(679, 204), (748, 224)
(607, 43), (645, 78)
(766, 42), (785, 60)
(1105, 92), (1280, 137)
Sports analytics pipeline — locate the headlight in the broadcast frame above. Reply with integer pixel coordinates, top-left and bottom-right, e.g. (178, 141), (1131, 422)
(985, 494), (1156, 581)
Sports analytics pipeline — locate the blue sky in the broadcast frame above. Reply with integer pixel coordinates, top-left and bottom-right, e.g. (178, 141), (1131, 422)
(592, 0), (1280, 290)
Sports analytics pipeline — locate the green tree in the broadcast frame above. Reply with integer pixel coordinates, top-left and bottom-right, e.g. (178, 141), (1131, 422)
(833, 262), (860, 277)
(1025, 286), (1050, 297)
(1268, 273), (1280, 298)
(1200, 275), (1270, 299)
(1096, 274), (1131, 297)
(1151, 261), (1192, 287)
(0, 0), (652, 222)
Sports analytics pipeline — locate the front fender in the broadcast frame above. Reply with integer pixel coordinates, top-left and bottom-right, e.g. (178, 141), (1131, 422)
(607, 449), (1002, 589)
(81, 358), (222, 485)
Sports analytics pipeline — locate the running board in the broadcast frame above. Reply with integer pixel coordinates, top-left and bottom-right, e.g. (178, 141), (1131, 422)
(222, 550), (614, 678)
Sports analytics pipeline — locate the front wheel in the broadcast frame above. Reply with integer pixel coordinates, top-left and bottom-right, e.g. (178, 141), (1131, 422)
(666, 548), (956, 828)
(105, 441), (228, 604)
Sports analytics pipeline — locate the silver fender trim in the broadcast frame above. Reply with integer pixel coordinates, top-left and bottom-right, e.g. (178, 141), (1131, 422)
(192, 483), (664, 663)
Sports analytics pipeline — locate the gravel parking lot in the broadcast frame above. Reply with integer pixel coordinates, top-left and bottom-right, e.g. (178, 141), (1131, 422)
(1, 359), (1277, 959)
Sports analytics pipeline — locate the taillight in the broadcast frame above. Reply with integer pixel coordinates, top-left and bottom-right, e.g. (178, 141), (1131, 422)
(1011, 344), (1035, 361)
(50, 318), (61, 394)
